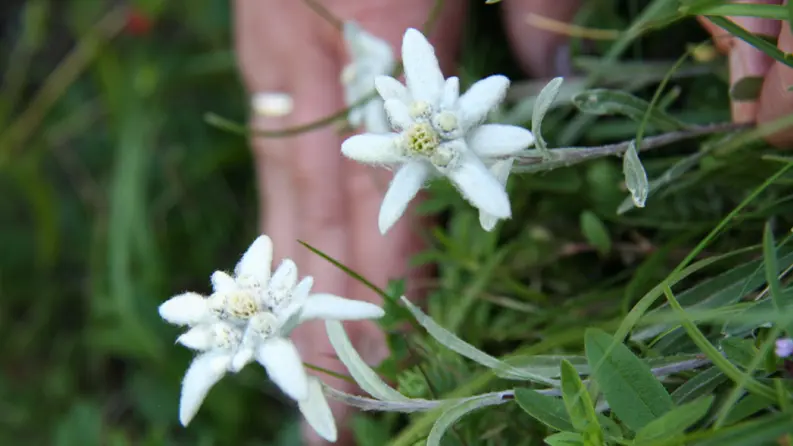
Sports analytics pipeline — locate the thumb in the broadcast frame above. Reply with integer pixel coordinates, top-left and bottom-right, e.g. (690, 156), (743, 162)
(501, 0), (582, 78)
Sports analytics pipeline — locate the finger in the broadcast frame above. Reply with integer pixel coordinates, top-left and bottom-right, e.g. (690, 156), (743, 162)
(697, 1), (781, 123)
(502, 0), (582, 77)
(234, 0), (304, 263)
(757, 23), (793, 146)
(337, 0), (464, 366)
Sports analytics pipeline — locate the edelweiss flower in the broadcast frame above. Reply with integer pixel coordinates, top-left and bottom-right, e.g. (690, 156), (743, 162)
(341, 28), (535, 234)
(159, 235), (384, 441)
(341, 21), (395, 134)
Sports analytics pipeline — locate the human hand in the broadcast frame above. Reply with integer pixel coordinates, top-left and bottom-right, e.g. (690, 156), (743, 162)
(697, 1), (793, 146)
(233, 0), (579, 444)
(234, 1), (462, 444)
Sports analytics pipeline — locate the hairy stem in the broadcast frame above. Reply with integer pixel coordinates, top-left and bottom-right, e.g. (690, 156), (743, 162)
(512, 121), (751, 173)
(324, 357), (710, 413)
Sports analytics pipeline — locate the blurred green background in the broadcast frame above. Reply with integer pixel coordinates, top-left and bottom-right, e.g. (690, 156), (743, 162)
(3, 0), (793, 445)
(0, 0), (290, 444)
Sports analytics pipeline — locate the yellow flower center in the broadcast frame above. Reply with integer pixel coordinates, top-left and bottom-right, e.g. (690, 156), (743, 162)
(405, 122), (440, 156)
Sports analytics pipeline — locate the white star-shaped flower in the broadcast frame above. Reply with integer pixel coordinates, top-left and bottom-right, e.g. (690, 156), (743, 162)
(341, 28), (535, 234)
(341, 21), (395, 134)
(159, 235), (384, 441)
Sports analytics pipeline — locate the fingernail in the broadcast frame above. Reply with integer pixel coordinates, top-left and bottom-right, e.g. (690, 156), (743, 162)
(730, 76), (765, 102)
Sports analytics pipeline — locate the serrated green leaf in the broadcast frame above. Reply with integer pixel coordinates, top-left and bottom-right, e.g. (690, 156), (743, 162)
(400, 296), (558, 386)
(585, 328), (673, 432)
(622, 140), (649, 210)
(532, 77), (563, 156)
(633, 396), (713, 444)
(544, 432), (584, 446)
(671, 367), (727, 405)
(426, 394), (505, 446)
(560, 360), (603, 445)
(580, 211), (611, 256)
(571, 89), (687, 131)
(325, 320), (410, 402)
(515, 389), (575, 432)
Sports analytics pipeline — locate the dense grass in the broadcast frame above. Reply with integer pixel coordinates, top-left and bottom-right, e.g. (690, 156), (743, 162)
(1, 1), (792, 445)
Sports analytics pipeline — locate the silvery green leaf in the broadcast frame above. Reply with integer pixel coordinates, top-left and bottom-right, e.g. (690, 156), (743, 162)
(617, 148), (710, 214)
(622, 140), (649, 209)
(532, 77), (564, 158)
(400, 296), (559, 386)
(426, 394), (507, 446)
(325, 320), (410, 401)
(497, 355), (589, 379)
(571, 89), (687, 131)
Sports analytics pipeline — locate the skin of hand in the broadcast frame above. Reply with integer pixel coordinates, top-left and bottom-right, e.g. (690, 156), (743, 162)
(697, 0), (793, 146)
(233, 1), (578, 444)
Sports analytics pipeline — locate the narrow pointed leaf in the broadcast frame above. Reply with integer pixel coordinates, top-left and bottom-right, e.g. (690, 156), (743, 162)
(671, 367), (726, 405)
(585, 328), (673, 432)
(400, 296), (558, 386)
(571, 89), (687, 131)
(544, 432), (584, 446)
(689, 413), (793, 446)
(515, 388), (575, 432)
(560, 360), (603, 444)
(532, 77), (563, 157)
(426, 394), (505, 446)
(763, 222), (792, 335)
(633, 395), (714, 444)
(705, 16), (793, 68)
(325, 320), (409, 401)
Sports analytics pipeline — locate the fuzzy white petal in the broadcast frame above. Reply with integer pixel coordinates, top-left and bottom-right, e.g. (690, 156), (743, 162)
(229, 347), (255, 373)
(177, 325), (215, 350)
(298, 377), (338, 442)
(479, 159), (514, 231)
(457, 75), (510, 130)
(402, 28), (444, 104)
(467, 124), (535, 158)
(234, 235), (273, 285)
(447, 152), (511, 219)
(268, 259), (298, 294)
(342, 133), (404, 164)
(383, 99), (413, 131)
(378, 161), (431, 234)
(210, 271), (237, 294)
(441, 76), (460, 111)
(159, 292), (209, 326)
(179, 353), (232, 426)
(363, 99), (391, 134)
(276, 276), (314, 328)
(255, 338), (309, 401)
(344, 22), (394, 70)
(299, 293), (385, 322)
(374, 76), (410, 103)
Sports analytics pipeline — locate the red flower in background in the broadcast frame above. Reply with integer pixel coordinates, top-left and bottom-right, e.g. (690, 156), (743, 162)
(125, 8), (152, 36)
